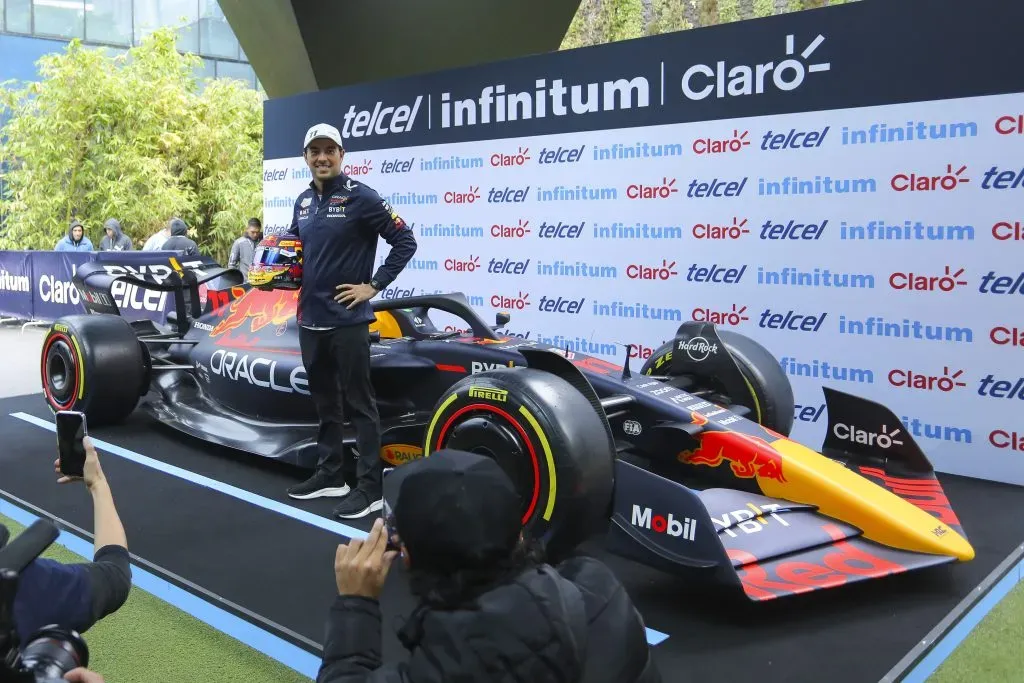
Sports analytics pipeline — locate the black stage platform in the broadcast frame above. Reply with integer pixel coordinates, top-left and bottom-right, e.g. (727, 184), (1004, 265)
(2, 393), (1022, 682)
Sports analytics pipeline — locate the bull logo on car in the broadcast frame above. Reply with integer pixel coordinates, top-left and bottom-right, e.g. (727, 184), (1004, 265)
(211, 289), (299, 337)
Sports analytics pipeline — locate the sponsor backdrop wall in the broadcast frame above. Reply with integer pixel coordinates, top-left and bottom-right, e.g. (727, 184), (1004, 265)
(262, 0), (1024, 486)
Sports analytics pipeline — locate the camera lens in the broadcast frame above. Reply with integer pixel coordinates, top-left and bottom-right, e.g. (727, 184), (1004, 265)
(19, 625), (89, 680)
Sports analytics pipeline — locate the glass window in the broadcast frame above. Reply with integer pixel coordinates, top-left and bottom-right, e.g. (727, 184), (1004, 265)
(0, 0), (5, 31)
(193, 55), (215, 81)
(198, 0), (237, 59)
(6, 0), (32, 32)
(215, 59), (253, 86)
(133, 0), (199, 53)
(85, 0), (133, 45)
(32, 0), (85, 39)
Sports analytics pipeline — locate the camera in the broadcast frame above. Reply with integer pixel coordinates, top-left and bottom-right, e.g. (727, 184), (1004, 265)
(0, 521), (91, 682)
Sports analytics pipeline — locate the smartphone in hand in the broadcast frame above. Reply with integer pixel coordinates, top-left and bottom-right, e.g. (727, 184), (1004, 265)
(382, 467), (400, 552)
(56, 410), (88, 478)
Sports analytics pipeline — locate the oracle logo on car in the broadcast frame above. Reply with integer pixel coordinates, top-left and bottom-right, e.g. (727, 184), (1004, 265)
(491, 291), (531, 310)
(888, 367), (967, 392)
(491, 219), (531, 239)
(995, 115), (1024, 135)
(990, 326), (1024, 347)
(626, 260), (678, 281)
(693, 130), (750, 155)
(992, 221), (1024, 241)
(490, 146), (531, 167)
(444, 186), (481, 204)
(444, 255), (481, 273)
(891, 164), (969, 192)
(889, 266), (968, 292)
(627, 177), (679, 200)
(989, 430), (1024, 451)
(693, 217), (749, 240)
(630, 505), (697, 541)
(693, 304), (749, 326)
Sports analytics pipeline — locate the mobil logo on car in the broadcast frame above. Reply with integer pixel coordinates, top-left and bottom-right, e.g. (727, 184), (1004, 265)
(630, 505), (697, 541)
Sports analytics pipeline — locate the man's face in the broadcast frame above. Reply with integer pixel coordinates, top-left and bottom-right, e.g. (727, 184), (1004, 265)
(246, 225), (260, 240)
(304, 140), (344, 181)
(105, 228), (114, 238)
(72, 226), (83, 241)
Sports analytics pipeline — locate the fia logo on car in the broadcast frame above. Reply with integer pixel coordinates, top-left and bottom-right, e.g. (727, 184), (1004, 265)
(623, 420), (642, 436)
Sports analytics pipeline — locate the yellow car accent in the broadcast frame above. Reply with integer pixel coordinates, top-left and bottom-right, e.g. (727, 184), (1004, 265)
(70, 335), (85, 399)
(370, 311), (402, 339)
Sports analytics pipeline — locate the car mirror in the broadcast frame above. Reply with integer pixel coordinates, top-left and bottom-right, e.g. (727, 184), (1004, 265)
(370, 330), (381, 343)
(495, 311), (511, 327)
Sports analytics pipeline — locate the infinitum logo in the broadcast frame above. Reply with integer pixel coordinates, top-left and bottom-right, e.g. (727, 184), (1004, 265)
(838, 316), (973, 343)
(757, 267), (874, 288)
(536, 185), (618, 201)
(593, 222), (683, 239)
(889, 266), (967, 292)
(420, 223), (485, 238)
(891, 164), (970, 192)
(0, 269), (30, 292)
(420, 154), (484, 171)
(693, 130), (750, 155)
(842, 120), (978, 145)
(759, 174), (876, 195)
(979, 271), (1024, 295)
(536, 260), (617, 279)
(592, 300), (682, 321)
(627, 177), (678, 200)
(760, 126), (829, 150)
(681, 33), (830, 101)
(780, 356), (873, 383)
(693, 218), (749, 240)
(593, 141), (684, 161)
(840, 220), (975, 241)
(888, 367), (966, 392)
(536, 333), (618, 357)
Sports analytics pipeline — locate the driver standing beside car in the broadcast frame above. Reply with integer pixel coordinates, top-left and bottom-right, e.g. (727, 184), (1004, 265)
(285, 123), (417, 519)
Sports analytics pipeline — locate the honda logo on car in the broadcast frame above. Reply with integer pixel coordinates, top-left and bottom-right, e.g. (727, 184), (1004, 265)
(678, 336), (718, 361)
(832, 423), (904, 449)
(631, 505), (697, 541)
(208, 349), (309, 395)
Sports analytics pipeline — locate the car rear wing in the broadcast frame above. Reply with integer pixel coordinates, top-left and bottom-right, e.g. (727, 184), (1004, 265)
(73, 255), (244, 336)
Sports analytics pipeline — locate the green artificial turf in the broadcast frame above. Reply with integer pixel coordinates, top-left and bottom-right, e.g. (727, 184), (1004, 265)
(928, 578), (1024, 683)
(0, 513), (312, 683)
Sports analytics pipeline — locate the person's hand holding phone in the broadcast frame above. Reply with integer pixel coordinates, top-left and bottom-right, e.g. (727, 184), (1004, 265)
(54, 436), (105, 490)
(333, 518), (399, 599)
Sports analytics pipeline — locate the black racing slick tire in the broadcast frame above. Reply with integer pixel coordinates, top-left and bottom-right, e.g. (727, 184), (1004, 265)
(639, 330), (795, 436)
(423, 367), (615, 559)
(41, 315), (147, 426)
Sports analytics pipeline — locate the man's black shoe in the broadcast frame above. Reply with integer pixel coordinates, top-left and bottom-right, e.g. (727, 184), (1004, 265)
(287, 471), (350, 500)
(332, 489), (383, 519)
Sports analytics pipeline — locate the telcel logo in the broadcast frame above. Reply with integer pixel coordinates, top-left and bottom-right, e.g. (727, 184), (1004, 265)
(995, 115), (1024, 135)
(693, 130), (750, 155)
(889, 266), (967, 292)
(627, 177), (678, 200)
(891, 164), (969, 192)
(626, 260), (678, 281)
(491, 146), (531, 167)
(760, 126), (829, 150)
(693, 217), (749, 240)
(491, 291), (530, 310)
(888, 367), (967, 392)
(761, 218), (827, 240)
(981, 166), (1024, 190)
(537, 145), (585, 164)
(492, 219), (531, 239)
(630, 505), (697, 541)
(488, 258), (529, 275)
(833, 423), (904, 449)
(693, 304), (749, 326)
(444, 186), (481, 204)
(979, 271), (1024, 295)
(687, 263), (746, 284)
(538, 295), (585, 314)
(380, 157), (414, 174)
(444, 255), (481, 272)
(978, 374), (1024, 400)
(992, 221), (1024, 241)
(687, 177), (748, 198)
(488, 185), (530, 203)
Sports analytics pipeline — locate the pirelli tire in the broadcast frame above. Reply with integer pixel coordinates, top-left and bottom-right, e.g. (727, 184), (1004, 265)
(41, 314), (147, 426)
(423, 367), (616, 559)
(639, 330), (795, 437)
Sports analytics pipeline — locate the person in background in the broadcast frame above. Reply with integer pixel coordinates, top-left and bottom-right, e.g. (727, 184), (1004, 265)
(316, 450), (660, 683)
(141, 224), (171, 251)
(228, 218), (262, 281)
(97, 219), (133, 251)
(54, 220), (94, 252)
(160, 217), (199, 257)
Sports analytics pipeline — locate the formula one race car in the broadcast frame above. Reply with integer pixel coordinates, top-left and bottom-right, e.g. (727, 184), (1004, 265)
(40, 255), (975, 601)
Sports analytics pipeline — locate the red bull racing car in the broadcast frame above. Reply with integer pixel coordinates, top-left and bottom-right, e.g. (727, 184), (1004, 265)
(39, 255), (975, 602)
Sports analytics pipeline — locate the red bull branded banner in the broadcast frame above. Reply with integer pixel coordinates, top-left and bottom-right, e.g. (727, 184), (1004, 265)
(261, 0), (1024, 486)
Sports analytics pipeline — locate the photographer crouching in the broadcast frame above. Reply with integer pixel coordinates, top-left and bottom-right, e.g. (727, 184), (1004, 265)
(317, 449), (660, 683)
(1, 436), (131, 681)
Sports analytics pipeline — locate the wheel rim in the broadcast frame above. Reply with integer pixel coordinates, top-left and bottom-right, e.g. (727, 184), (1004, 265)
(42, 336), (78, 409)
(436, 404), (541, 526)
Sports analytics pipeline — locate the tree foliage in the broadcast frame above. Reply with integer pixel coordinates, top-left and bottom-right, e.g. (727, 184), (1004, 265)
(0, 28), (264, 262)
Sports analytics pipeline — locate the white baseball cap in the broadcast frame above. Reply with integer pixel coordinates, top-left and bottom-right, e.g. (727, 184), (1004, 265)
(303, 123), (343, 150)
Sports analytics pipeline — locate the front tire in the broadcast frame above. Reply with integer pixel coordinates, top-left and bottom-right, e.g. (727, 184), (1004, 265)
(423, 367), (615, 559)
(41, 315), (147, 426)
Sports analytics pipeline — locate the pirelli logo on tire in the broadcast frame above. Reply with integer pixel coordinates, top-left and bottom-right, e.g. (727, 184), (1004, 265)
(468, 386), (508, 402)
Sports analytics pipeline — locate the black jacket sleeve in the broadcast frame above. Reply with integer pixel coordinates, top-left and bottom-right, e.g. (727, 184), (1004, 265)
(317, 596), (388, 682)
(81, 544), (132, 623)
(364, 194), (417, 290)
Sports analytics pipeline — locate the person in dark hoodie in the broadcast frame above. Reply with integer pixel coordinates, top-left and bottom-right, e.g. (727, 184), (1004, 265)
(55, 219), (94, 252)
(98, 218), (133, 251)
(317, 450), (660, 683)
(161, 217), (200, 257)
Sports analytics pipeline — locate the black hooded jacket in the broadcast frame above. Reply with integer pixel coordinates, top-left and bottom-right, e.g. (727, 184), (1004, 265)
(161, 218), (199, 257)
(316, 557), (660, 683)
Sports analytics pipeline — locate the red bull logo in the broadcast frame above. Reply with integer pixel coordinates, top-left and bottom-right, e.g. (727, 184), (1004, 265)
(679, 431), (787, 483)
(211, 288), (299, 337)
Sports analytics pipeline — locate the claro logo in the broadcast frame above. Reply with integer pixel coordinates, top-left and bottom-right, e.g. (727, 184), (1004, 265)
(681, 34), (830, 101)
(630, 505), (697, 541)
(832, 423), (904, 449)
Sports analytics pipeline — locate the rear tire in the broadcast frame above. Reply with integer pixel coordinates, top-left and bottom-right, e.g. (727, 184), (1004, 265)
(423, 367), (615, 559)
(639, 330), (795, 436)
(41, 315), (147, 426)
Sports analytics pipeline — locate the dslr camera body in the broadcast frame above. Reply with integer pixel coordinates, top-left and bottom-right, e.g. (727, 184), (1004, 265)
(0, 521), (90, 682)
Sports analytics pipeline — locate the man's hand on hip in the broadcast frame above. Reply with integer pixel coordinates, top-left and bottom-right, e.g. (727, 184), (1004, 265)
(335, 282), (379, 309)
